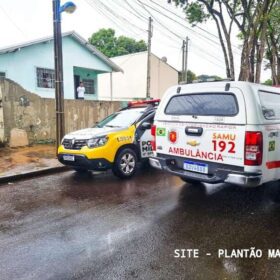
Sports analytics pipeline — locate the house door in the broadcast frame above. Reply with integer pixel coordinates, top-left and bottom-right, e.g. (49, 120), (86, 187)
(74, 75), (80, 99)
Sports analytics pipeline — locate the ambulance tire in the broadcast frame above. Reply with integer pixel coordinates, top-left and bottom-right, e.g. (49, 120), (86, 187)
(180, 177), (200, 184)
(113, 148), (137, 179)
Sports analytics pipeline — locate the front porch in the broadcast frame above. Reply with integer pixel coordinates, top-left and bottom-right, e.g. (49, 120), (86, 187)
(73, 66), (109, 100)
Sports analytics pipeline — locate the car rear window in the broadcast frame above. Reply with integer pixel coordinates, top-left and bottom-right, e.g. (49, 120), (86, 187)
(165, 93), (238, 116)
(259, 91), (280, 120)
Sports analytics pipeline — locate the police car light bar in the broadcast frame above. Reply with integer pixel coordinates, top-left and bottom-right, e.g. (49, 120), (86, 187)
(128, 99), (160, 107)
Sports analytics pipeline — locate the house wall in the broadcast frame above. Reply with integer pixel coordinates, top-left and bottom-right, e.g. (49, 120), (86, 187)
(98, 52), (178, 100)
(0, 36), (112, 100)
(0, 79), (121, 144)
(98, 52), (147, 100)
(150, 55), (178, 99)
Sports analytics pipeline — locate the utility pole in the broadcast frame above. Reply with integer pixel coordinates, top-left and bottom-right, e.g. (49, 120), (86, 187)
(53, 0), (65, 154)
(184, 36), (189, 83)
(52, 0), (76, 154)
(146, 16), (153, 99)
(181, 39), (185, 83)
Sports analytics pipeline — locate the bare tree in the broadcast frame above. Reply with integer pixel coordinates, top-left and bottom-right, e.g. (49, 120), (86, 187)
(169, 0), (277, 82)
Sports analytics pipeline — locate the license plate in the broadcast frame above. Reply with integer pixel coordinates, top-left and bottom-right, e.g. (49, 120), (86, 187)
(183, 160), (208, 174)
(63, 155), (75, 161)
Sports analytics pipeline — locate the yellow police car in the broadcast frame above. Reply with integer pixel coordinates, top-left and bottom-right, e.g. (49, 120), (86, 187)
(57, 100), (159, 178)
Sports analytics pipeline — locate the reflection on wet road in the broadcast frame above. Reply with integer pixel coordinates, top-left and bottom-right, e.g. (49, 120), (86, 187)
(0, 169), (280, 279)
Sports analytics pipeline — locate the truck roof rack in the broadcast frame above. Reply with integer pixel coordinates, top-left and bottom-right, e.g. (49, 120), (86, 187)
(192, 78), (235, 83)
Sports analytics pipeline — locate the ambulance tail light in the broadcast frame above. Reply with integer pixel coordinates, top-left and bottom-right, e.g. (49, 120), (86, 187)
(151, 125), (156, 151)
(244, 131), (263, 166)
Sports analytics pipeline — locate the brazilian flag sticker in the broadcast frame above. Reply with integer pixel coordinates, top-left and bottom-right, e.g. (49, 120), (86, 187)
(269, 141), (276, 152)
(156, 127), (166, 136)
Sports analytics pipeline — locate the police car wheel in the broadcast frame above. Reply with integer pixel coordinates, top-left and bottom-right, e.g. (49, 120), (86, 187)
(113, 148), (137, 178)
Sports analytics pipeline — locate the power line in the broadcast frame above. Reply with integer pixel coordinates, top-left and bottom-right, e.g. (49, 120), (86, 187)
(95, 0), (147, 33)
(136, 0), (184, 41)
(191, 48), (226, 70)
(150, 0), (241, 52)
(122, 0), (148, 21)
(136, 0), (226, 65)
(111, 0), (183, 47)
(84, 0), (229, 70)
(0, 4), (27, 39)
(190, 41), (226, 65)
(84, 0), (131, 35)
(137, 0), (237, 63)
(85, 0), (144, 37)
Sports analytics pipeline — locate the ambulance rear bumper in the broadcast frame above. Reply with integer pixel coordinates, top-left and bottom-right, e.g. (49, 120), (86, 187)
(224, 174), (262, 187)
(149, 156), (262, 187)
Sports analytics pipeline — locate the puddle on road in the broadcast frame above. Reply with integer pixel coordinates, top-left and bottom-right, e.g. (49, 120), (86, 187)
(0, 144), (57, 175)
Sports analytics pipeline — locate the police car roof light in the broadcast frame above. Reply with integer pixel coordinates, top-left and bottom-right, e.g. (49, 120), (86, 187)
(128, 99), (160, 107)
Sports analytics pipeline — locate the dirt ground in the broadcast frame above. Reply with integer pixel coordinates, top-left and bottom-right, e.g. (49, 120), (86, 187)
(0, 144), (60, 176)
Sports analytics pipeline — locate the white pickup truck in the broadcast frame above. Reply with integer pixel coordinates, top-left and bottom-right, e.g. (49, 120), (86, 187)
(149, 81), (280, 187)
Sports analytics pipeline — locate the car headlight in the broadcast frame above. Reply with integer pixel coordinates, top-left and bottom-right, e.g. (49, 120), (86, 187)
(87, 136), (108, 148)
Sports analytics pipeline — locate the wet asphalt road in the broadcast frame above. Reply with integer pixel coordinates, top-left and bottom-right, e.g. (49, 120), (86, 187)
(1, 169), (280, 280)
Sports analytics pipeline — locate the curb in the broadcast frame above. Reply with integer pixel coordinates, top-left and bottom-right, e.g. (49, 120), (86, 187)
(0, 166), (71, 184)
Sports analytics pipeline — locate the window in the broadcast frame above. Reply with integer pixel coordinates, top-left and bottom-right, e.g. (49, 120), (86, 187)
(36, 68), (55, 88)
(0, 72), (5, 80)
(83, 79), (95, 94)
(165, 93), (238, 116)
(96, 108), (145, 128)
(259, 91), (280, 120)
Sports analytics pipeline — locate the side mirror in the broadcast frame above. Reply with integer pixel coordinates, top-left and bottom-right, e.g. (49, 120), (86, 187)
(141, 122), (152, 130)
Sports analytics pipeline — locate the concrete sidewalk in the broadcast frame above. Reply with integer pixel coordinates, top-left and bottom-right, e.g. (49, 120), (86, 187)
(0, 144), (68, 183)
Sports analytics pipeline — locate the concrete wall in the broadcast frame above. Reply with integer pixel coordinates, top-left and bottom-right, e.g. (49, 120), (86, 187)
(0, 36), (112, 100)
(0, 79), (121, 144)
(0, 84), (4, 144)
(98, 52), (178, 100)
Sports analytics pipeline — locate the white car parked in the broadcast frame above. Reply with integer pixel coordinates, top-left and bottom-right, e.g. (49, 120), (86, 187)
(149, 81), (280, 187)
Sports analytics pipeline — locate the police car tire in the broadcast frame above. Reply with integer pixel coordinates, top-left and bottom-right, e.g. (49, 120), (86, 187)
(113, 148), (137, 179)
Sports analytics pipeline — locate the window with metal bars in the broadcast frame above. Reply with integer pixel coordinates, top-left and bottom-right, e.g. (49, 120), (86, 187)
(83, 79), (95, 94)
(0, 72), (6, 80)
(36, 67), (55, 89)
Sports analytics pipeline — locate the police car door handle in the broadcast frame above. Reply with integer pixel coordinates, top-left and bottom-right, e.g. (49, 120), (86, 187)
(185, 127), (203, 136)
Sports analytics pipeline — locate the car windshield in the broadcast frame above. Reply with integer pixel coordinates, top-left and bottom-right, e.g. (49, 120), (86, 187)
(96, 108), (145, 128)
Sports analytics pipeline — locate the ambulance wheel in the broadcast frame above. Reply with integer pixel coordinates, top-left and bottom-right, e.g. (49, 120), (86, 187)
(113, 148), (137, 179)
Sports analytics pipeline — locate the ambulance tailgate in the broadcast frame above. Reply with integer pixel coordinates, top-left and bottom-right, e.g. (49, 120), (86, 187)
(155, 88), (246, 168)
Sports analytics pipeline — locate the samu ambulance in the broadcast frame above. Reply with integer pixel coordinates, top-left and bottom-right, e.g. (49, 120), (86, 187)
(149, 81), (280, 187)
(58, 100), (158, 178)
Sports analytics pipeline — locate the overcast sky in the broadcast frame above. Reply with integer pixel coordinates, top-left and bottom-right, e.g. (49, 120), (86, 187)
(0, 0), (270, 81)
